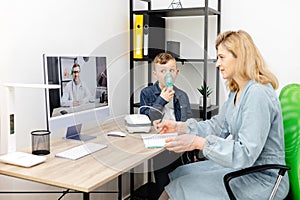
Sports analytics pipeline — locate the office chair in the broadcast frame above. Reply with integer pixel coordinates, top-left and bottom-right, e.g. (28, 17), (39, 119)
(280, 83), (300, 200)
(223, 83), (300, 200)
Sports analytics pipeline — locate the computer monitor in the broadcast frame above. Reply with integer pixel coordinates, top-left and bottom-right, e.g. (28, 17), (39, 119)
(43, 55), (110, 132)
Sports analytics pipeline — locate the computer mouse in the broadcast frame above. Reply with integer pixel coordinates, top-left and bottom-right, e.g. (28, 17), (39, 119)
(107, 131), (126, 137)
(60, 110), (68, 115)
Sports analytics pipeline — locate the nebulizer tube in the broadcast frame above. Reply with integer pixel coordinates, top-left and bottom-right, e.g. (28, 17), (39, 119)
(138, 105), (163, 115)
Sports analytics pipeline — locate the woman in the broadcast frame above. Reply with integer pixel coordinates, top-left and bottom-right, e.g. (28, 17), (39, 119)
(155, 30), (289, 200)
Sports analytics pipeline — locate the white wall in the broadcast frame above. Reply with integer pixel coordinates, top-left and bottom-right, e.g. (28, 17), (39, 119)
(222, 0), (300, 94)
(0, 0), (130, 147)
(0, 0), (131, 199)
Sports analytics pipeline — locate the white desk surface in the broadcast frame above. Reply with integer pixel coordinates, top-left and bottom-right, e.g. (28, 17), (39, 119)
(0, 119), (163, 193)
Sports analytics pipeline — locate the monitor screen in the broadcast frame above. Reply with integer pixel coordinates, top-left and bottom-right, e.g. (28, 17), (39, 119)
(43, 55), (110, 132)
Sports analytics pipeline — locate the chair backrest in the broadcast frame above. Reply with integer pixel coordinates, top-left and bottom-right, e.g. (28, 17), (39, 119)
(279, 83), (300, 200)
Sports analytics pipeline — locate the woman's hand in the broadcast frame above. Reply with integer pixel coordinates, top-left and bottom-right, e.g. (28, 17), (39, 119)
(153, 119), (177, 133)
(164, 134), (206, 153)
(154, 120), (189, 134)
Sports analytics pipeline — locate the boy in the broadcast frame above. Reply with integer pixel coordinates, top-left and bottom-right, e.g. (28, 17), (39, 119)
(139, 52), (193, 198)
(140, 52), (192, 122)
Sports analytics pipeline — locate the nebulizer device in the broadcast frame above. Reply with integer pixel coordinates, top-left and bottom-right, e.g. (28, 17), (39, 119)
(164, 72), (174, 88)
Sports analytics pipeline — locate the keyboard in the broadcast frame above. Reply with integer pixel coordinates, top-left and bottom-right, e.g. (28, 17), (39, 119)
(55, 143), (107, 160)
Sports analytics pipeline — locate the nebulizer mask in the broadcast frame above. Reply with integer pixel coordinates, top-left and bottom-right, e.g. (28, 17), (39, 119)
(164, 72), (174, 89)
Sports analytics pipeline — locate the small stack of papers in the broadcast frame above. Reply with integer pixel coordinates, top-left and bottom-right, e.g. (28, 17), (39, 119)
(141, 133), (178, 148)
(0, 152), (46, 167)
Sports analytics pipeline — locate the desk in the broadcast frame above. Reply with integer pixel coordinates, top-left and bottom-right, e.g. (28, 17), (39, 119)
(0, 119), (163, 200)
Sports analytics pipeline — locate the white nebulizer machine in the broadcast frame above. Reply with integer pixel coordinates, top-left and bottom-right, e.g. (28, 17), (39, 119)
(125, 74), (173, 133)
(124, 114), (151, 133)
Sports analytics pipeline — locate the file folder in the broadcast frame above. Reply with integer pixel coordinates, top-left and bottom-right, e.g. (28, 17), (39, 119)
(134, 14), (165, 59)
(144, 14), (165, 59)
(143, 17), (149, 57)
(134, 14), (143, 59)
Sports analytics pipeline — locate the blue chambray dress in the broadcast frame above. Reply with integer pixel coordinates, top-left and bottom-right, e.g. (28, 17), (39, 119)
(165, 80), (289, 200)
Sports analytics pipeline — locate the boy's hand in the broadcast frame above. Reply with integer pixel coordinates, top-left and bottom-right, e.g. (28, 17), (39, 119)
(160, 87), (174, 102)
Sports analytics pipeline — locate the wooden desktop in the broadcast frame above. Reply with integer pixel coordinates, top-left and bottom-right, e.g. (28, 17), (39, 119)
(0, 118), (164, 200)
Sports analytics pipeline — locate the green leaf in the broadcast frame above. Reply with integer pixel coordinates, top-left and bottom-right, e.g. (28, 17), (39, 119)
(197, 85), (212, 96)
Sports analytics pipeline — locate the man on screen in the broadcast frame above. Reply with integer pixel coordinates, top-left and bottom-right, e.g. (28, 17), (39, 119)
(61, 63), (92, 107)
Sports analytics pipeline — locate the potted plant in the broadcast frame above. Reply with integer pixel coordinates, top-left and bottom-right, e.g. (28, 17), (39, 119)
(197, 85), (212, 107)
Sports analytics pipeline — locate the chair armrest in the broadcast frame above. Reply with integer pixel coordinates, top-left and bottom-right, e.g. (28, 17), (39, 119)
(223, 164), (290, 200)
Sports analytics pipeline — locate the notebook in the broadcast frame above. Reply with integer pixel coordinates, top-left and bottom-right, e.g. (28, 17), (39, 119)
(0, 152), (46, 167)
(141, 133), (178, 148)
(65, 124), (96, 141)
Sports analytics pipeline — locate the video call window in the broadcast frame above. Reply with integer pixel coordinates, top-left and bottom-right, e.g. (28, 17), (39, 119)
(44, 56), (108, 118)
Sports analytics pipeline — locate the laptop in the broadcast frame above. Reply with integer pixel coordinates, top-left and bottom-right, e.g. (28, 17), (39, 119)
(65, 124), (96, 141)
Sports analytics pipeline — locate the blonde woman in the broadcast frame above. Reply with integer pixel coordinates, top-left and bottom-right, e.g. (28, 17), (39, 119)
(155, 30), (289, 200)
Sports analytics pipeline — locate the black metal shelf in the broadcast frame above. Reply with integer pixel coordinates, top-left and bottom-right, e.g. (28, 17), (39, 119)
(134, 103), (219, 120)
(133, 7), (220, 17)
(129, 1), (221, 197)
(190, 104), (219, 119)
(130, 0), (221, 120)
(133, 58), (217, 63)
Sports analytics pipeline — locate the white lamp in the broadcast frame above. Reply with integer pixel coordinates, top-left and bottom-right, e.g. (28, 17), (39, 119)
(0, 83), (60, 154)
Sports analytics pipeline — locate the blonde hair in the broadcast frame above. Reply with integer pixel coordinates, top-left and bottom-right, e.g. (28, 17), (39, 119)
(215, 30), (278, 91)
(153, 52), (176, 69)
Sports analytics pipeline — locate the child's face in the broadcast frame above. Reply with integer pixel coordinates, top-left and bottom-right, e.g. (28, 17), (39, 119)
(153, 59), (179, 88)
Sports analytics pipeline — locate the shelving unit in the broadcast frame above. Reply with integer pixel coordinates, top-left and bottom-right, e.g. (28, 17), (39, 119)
(129, 0), (221, 120)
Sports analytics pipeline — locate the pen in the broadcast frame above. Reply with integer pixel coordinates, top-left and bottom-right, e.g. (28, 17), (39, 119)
(159, 112), (165, 123)
(157, 113), (165, 134)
